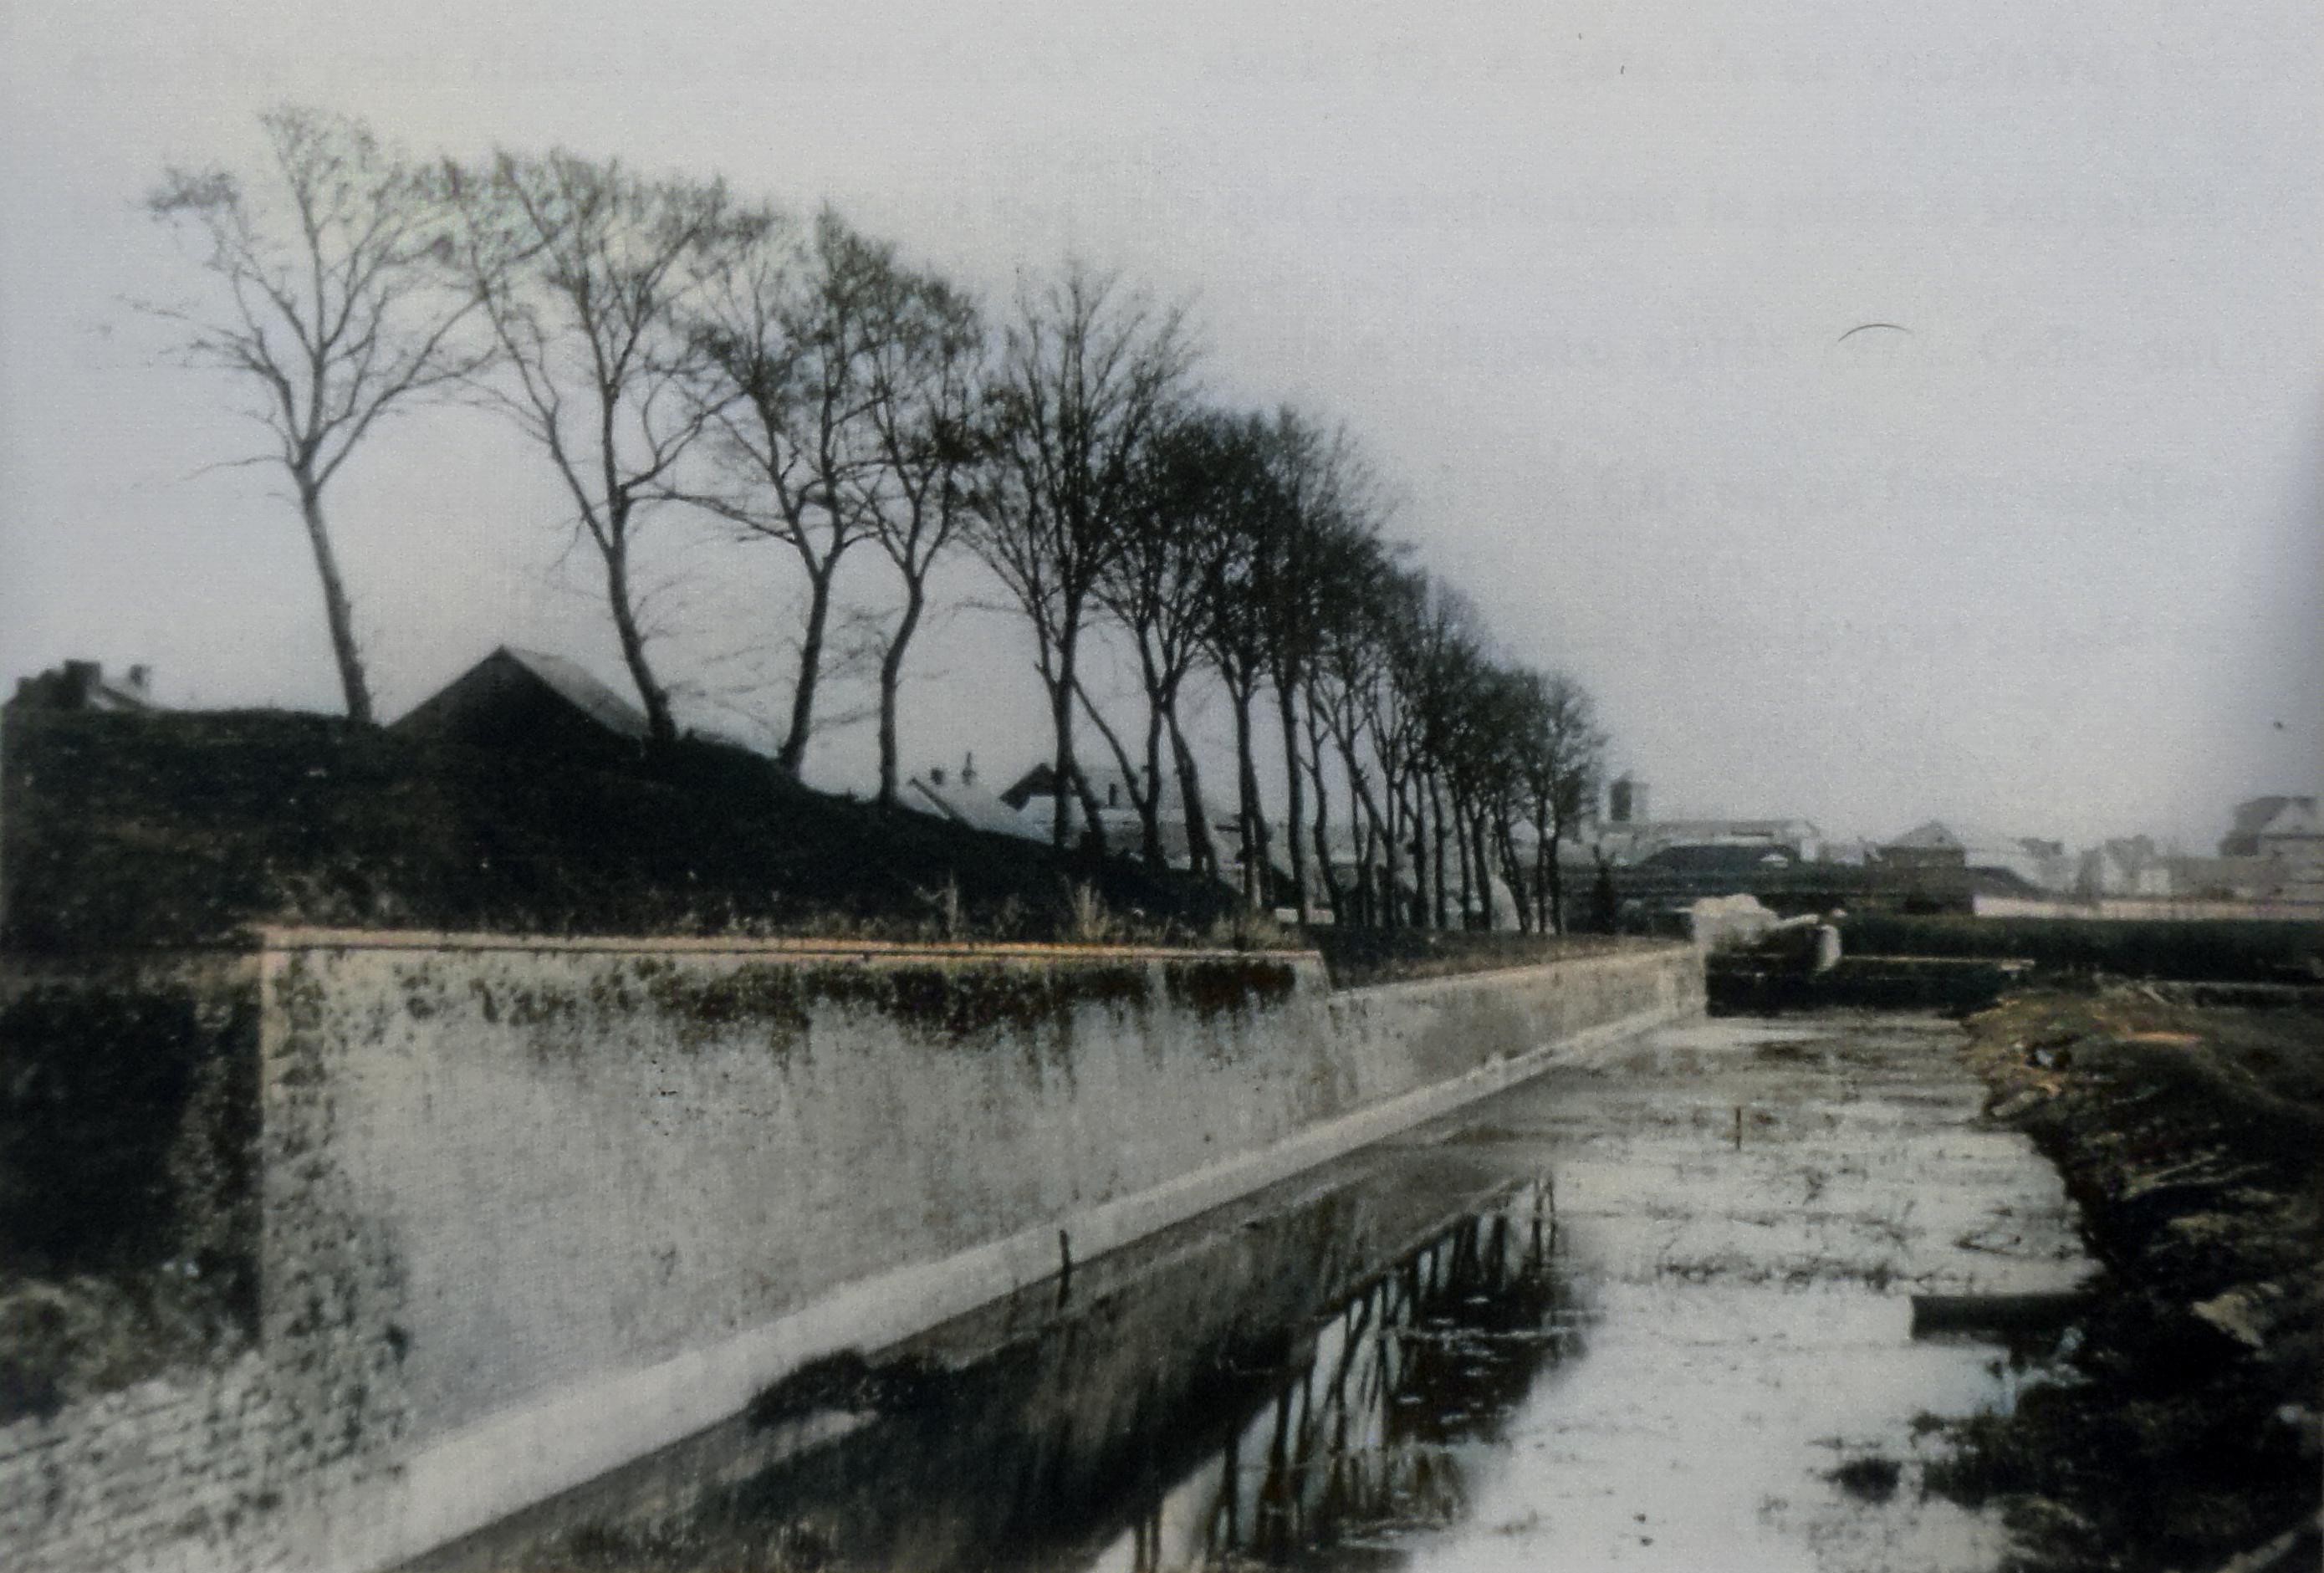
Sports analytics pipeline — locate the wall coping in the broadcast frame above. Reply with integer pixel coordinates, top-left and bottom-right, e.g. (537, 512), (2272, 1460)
(253, 927), (1319, 965)
(1331, 940), (1695, 998)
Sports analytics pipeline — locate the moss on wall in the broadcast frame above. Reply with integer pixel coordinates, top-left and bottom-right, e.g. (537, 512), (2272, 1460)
(0, 972), (260, 1418)
(1160, 957), (1304, 1019)
(0, 976), (258, 1291)
(627, 956), (1158, 1048)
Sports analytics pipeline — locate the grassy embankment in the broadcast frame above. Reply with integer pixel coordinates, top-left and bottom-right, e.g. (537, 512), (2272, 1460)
(1933, 987), (2323, 1571)
(0, 708), (1251, 952)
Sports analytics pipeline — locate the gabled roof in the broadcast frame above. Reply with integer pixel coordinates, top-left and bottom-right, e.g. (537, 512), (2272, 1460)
(498, 647), (650, 741)
(1016, 794), (1203, 867)
(1638, 843), (1797, 875)
(1000, 762), (1189, 819)
(904, 774), (1045, 840)
(1886, 821), (2052, 864)
(2220, 795), (2317, 855)
(392, 645), (651, 748)
(2257, 799), (2321, 839)
(1629, 817), (1820, 843)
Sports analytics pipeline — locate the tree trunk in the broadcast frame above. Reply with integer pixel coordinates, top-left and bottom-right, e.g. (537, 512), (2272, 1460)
(1531, 801), (1551, 932)
(1047, 668), (1077, 852)
(874, 577), (925, 809)
(1076, 676), (1158, 866)
(1275, 681), (1310, 923)
(1165, 705), (1217, 880)
(601, 526), (675, 746)
(1452, 792), (1475, 928)
(297, 482), (374, 728)
(1378, 764), (1406, 931)
(1547, 822), (1568, 934)
(775, 560), (838, 779)
(1231, 682), (1264, 907)
(1398, 776), (1423, 928)
(1422, 771), (1440, 924)
(1306, 737), (1342, 923)
(1136, 649), (1168, 869)
(1498, 820), (1530, 933)
(1459, 789), (1478, 924)
(1471, 806), (1495, 931)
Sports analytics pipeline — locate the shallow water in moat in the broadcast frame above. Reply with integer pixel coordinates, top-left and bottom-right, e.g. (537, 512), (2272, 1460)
(414, 1014), (2091, 1573)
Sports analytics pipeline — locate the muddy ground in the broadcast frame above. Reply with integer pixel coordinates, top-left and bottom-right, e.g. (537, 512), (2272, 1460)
(1939, 987), (2324, 1572)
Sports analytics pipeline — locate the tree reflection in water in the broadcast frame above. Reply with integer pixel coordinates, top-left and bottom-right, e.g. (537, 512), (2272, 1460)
(431, 1165), (1581, 1573)
(1124, 1200), (1581, 1571)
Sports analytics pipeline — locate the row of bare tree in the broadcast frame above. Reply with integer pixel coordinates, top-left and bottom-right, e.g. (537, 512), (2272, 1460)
(144, 108), (1607, 929)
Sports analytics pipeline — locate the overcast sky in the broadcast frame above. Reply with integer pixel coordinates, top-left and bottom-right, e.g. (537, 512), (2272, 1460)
(3, 1), (2317, 848)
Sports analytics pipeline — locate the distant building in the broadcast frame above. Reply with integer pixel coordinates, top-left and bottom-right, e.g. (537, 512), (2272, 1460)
(1881, 821), (2061, 891)
(2163, 855), (2267, 901)
(2015, 838), (2076, 894)
(2076, 836), (2173, 899)
(1000, 760), (1292, 893)
(1635, 843), (1802, 879)
(391, 646), (648, 755)
(1816, 838), (1880, 867)
(1607, 775), (1647, 825)
(2218, 796), (2323, 904)
(1596, 816), (1824, 866)
(904, 755), (1045, 842)
(1002, 762), (1204, 864)
(2219, 796), (2316, 855)
(7, 660), (161, 714)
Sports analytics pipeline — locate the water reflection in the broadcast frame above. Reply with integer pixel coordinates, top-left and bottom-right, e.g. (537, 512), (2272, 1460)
(1102, 1203), (1581, 1573)
(424, 1164), (1578, 1573)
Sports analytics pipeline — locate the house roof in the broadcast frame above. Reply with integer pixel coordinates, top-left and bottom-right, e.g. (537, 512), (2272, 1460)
(904, 774), (1045, 840)
(2257, 799), (2321, 839)
(1637, 843), (1798, 875)
(999, 762), (1191, 819)
(1016, 794), (1205, 866)
(498, 647), (650, 741)
(2219, 795), (2317, 855)
(8, 660), (161, 714)
(1630, 817), (1819, 842)
(1886, 821), (2057, 866)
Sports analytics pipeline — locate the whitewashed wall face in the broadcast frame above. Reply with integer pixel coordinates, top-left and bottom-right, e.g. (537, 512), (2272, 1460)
(3, 937), (1701, 1573)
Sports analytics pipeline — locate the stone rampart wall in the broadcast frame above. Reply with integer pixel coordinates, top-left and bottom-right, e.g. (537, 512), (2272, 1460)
(1, 933), (1699, 1572)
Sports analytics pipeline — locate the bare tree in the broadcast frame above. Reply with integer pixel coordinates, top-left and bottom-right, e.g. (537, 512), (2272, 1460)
(1351, 568), (1433, 926)
(973, 263), (1195, 850)
(1388, 575), (1489, 927)
(1089, 409), (1259, 875)
(1193, 411), (1296, 907)
(857, 264), (988, 808)
(143, 107), (488, 725)
(1300, 526), (1406, 923)
(1255, 410), (1385, 923)
(1518, 670), (1606, 932)
(450, 151), (769, 744)
(692, 211), (900, 777)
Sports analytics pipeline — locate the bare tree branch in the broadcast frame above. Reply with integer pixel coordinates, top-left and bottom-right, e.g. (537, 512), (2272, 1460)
(139, 106), (493, 723)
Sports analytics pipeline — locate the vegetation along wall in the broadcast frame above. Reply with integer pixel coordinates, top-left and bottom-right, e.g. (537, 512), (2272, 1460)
(1, 931), (1701, 1573)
